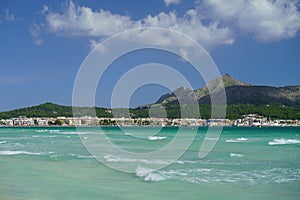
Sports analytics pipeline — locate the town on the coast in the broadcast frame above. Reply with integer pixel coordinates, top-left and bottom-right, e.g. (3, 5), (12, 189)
(1, 114), (300, 127)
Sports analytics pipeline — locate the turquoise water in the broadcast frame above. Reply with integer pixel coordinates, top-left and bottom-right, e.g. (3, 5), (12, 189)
(0, 127), (299, 200)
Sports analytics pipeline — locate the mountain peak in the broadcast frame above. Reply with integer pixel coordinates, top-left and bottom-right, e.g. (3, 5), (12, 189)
(220, 74), (251, 87)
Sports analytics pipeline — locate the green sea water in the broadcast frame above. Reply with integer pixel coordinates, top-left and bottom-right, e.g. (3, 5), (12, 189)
(0, 127), (299, 200)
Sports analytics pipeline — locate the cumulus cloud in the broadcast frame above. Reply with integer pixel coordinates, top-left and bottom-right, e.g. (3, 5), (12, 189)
(40, 1), (233, 50)
(45, 1), (136, 37)
(201, 0), (300, 42)
(34, 0), (300, 50)
(164, 0), (181, 7)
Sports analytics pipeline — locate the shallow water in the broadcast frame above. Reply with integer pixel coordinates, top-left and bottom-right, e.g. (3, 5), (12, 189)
(0, 127), (299, 199)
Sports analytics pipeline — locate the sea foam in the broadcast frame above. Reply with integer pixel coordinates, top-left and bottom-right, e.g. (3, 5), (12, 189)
(136, 166), (166, 182)
(268, 138), (300, 145)
(147, 136), (167, 141)
(226, 137), (249, 143)
(230, 153), (244, 158)
(0, 150), (43, 155)
(104, 155), (169, 165)
(35, 130), (49, 133)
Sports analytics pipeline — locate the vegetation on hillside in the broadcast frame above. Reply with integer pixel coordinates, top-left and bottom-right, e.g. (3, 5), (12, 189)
(1, 102), (298, 120)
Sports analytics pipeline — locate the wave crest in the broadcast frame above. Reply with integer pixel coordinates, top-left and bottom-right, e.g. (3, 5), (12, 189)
(147, 136), (167, 141)
(268, 138), (300, 145)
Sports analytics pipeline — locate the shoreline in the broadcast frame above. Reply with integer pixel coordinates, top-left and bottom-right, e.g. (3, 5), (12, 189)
(1, 124), (300, 128)
(1, 114), (300, 127)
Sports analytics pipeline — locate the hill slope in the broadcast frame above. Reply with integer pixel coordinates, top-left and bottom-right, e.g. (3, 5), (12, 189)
(0, 103), (113, 119)
(156, 74), (300, 106)
(1, 75), (300, 120)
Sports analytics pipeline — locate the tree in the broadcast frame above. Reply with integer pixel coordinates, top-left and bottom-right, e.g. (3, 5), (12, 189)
(54, 119), (62, 126)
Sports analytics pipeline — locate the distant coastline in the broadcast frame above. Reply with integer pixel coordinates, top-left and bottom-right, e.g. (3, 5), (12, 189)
(1, 114), (300, 127)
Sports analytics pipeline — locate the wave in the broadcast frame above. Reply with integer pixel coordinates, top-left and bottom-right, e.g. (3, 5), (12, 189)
(49, 130), (60, 133)
(0, 141), (7, 144)
(67, 153), (95, 159)
(147, 136), (167, 141)
(175, 160), (197, 164)
(136, 166), (166, 182)
(226, 137), (249, 143)
(156, 167), (300, 184)
(53, 131), (99, 135)
(0, 150), (43, 156)
(32, 135), (58, 138)
(136, 166), (154, 177)
(124, 132), (133, 136)
(204, 137), (219, 141)
(144, 173), (166, 182)
(230, 153), (244, 158)
(104, 155), (169, 165)
(35, 130), (49, 133)
(268, 138), (300, 145)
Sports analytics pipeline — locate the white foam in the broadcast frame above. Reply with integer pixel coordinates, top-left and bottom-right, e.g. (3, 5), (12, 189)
(61, 131), (99, 135)
(230, 153), (244, 158)
(104, 155), (169, 165)
(204, 137), (219, 141)
(144, 173), (166, 182)
(104, 155), (137, 163)
(136, 166), (154, 177)
(226, 137), (249, 143)
(35, 130), (49, 133)
(147, 136), (167, 141)
(268, 138), (300, 145)
(32, 135), (58, 138)
(49, 130), (60, 133)
(0, 150), (43, 155)
(175, 160), (197, 164)
(0, 141), (7, 144)
(148, 167), (300, 185)
(135, 166), (166, 182)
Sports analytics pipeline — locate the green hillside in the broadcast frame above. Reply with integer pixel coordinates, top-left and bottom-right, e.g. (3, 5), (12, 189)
(1, 75), (300, 120)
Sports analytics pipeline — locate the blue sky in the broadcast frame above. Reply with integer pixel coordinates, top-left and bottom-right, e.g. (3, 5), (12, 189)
(0, 0), (300, 111)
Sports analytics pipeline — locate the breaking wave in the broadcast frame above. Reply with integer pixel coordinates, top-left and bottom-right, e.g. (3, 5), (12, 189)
(268, 138), (300, 145)
(104, 155), (169, 165)
(230, 153), (244, 158)
(147, 136), (167, 141)
(35, 130), (49, 133)
(136, 166), (166, 182)
(226, 137), (249, 143)
(0, 150), (43, 156)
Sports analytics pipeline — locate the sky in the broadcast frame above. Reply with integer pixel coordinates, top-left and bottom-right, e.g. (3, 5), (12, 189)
(0, 0), (300, 111)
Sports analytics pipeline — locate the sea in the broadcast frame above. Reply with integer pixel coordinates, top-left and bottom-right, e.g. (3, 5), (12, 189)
(0, 126), (299, 200)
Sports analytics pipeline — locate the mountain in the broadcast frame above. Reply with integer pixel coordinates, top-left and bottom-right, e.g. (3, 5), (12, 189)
(156, 74), (300, 106)
(1, 75), (300, 120)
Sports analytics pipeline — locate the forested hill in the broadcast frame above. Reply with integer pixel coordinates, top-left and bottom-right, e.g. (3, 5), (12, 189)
(0, 103), (113, 119)
(1, 74), (300, 120)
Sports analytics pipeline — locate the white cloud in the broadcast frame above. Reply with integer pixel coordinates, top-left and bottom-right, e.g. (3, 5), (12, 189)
(40, 1), (233, 50)
(30, 23), (43, 46)
(0, 9), (14, 24)
(40, 5), (49, 15)
(201, 0), (300, 42)
(4, 9), (14, 21)
(164, 0), (181, 7)
(34, 0), (300, 50)
(45, 1), (137, 37)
